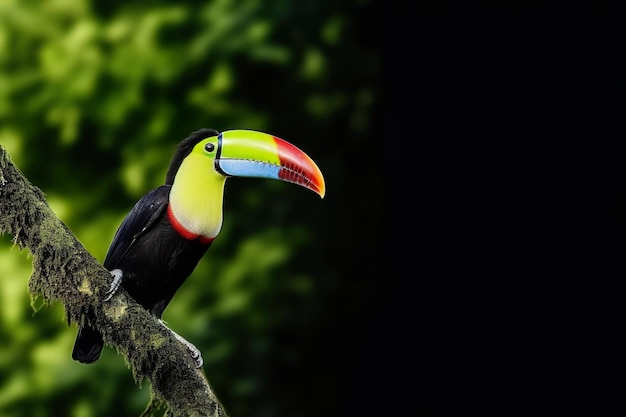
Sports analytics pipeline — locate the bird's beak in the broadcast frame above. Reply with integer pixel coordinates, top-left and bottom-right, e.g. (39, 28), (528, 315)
(215, 130), (326, 198)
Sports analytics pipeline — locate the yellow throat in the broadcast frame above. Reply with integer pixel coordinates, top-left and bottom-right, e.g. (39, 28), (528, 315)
(168, 151), (226, 240)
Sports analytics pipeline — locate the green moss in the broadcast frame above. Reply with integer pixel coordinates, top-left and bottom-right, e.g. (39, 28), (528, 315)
(1, 147), (227, 416)
(104, 301), (128, 322)
(78, 278), (93, 296)
(151, 333), (167, 349)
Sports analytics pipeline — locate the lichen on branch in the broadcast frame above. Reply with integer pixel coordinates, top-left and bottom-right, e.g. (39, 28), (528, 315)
(0, 146), (226, 417)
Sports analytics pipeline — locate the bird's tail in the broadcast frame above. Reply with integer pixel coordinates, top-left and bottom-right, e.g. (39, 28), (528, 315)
(72, 324), (104, 364)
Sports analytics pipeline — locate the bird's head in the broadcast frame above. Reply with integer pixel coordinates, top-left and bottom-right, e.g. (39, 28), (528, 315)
(166, 128), (325, 240)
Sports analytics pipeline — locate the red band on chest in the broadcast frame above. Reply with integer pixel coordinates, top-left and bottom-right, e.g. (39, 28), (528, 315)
(167, 204), (214, 245)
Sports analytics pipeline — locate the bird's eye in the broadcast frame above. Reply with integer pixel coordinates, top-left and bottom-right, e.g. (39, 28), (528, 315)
(205, 143), (215, 153)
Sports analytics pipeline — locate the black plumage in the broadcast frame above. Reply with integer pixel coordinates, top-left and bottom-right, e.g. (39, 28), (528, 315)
(72, 128), (218, 364)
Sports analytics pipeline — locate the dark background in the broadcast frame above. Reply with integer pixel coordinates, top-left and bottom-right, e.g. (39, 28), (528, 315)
(373, 3), (622, 414)
(0, 1), (623, 416)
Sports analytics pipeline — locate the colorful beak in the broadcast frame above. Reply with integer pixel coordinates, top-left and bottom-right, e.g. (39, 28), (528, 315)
(215, 130), (325, 198)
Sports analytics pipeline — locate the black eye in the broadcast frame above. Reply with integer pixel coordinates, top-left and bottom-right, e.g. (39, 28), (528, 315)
(205, 142), (215, 152)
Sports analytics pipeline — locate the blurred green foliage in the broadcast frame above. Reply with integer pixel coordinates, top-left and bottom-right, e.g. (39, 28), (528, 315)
(0, 0), (380, 416)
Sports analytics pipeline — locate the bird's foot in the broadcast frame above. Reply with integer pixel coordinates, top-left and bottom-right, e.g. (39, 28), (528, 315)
(159, 319), (203, 368)
(103, 269), (123, 301)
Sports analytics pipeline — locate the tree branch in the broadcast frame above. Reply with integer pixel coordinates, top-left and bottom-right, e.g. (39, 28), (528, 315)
(0, 146), (227, 417)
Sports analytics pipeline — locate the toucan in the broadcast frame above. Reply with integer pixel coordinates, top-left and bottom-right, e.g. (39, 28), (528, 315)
(72, 128), (325, 367)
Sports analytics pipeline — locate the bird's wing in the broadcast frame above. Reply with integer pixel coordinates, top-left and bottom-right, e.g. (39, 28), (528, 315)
(103, 185), (171, 269)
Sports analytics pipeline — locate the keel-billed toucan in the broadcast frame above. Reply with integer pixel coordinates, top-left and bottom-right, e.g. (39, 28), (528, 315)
(72, 128), (325, 366)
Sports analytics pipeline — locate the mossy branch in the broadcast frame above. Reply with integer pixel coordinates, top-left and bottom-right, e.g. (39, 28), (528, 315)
(0, 146), (227, 417)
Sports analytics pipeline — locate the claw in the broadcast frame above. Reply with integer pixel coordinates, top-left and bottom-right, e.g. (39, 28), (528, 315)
(103, 269), (123, 301)
(159, 319), (203, 368)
